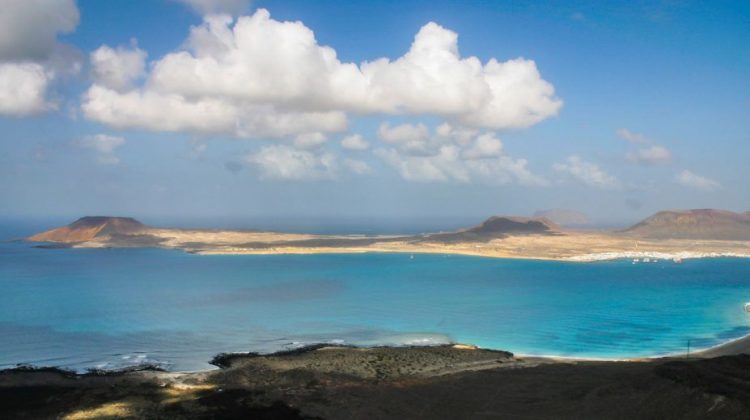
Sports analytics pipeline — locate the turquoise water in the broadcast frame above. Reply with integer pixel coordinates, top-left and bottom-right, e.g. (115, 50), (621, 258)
(2, 235), (750, 372)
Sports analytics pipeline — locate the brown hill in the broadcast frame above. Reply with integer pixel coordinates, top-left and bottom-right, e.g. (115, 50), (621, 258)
(622, 209), (750, 240)
(533, 209), (590, 227)
(28, 216), (148, 243)
(424, 216), (559, 243)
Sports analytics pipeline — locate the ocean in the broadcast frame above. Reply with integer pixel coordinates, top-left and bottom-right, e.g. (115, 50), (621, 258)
(2, 223), (750, 372)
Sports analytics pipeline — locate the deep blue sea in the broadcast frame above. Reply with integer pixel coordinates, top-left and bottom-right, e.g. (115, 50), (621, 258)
(2, 223), (750, 372)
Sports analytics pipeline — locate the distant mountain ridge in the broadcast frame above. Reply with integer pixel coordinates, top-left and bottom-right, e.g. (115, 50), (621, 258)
(623, 209), (750, 240)
(28, 216), (148, 243)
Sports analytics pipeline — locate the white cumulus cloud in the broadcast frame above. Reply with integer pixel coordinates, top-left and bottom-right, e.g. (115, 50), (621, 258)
(82, 9), (561, 139)
(0, 0), (80, 117)
(553, 155), (619, 189)
(340, 134), (369, 151)
(675, 170), (721, 191)
(0, 0), (79, 61)
(82, 84), (347, 138)
(462, 133), (503, 160)
(375, 124), (545, 185)
(245, 145), (337, 180)
(377, 122), (430, 144)
(377, 122), (435, 155)
(0, 62), (54, 116)
(90, 44), (147, 91)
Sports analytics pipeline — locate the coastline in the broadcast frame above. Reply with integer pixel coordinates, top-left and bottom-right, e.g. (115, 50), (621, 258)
(59, 231), (750, 263)
(4, 340), (750, 418)
(195, 247), (750, 263)
(4, 326), (750, 378)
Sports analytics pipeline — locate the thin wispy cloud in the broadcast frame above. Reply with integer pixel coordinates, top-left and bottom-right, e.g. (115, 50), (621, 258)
(340, 134), (370, 151)
(553, 155), (620, 189)
(76, 134), (126, 165)
(626, 145), (672, 166)
(675, 170), (721, 191)
(616, 128), (649, 144)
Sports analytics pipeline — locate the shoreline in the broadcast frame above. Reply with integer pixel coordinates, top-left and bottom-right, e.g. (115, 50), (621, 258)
(4, 328), (750, 377)
(29, 237), (750, 264)
(5, 340), (750, 418)
(187, 246), (750, 264)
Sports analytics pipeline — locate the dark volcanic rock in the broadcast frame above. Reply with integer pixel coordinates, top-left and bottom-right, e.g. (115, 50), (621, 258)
(424, 216), (559, 243)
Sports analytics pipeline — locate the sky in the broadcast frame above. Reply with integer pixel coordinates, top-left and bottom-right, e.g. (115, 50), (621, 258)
(0, 0), (748, 231)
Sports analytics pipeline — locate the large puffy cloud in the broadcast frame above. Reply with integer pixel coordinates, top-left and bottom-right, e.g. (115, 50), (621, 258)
(374, 123), (546, 185)
(0, 63), (53, 116)
(675, 170), (721, 191)
(82, 9), (561, 138)
(357, 22), (562, 128)
(0, 0), (80, 117)
(553, 155), (620, 189)
(0, 0), (79, 61)
(83, 84), (346, 138)
(90, 44), (147, 91)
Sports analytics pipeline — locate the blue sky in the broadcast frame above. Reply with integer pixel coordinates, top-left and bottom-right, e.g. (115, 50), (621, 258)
(0, 0), (748, 230)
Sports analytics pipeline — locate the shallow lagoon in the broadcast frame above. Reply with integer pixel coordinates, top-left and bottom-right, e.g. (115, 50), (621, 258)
(2, 238), (750, 372)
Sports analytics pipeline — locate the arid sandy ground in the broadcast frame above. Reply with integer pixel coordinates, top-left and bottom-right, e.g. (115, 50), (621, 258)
(73, 228), (750, 262)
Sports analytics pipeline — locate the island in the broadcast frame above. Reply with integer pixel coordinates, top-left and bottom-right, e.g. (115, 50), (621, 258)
(27, 209), (750, 262)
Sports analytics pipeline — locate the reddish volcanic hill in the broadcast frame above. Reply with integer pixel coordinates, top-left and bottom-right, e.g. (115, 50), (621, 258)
(28, 216), (148, 243)
(622, 209), (750, 240)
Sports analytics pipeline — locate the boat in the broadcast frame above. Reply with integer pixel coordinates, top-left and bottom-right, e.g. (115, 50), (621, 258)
(745, 302), (750, 313)
(673, 257), (683, 264)
(643, 258), (651, 263)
